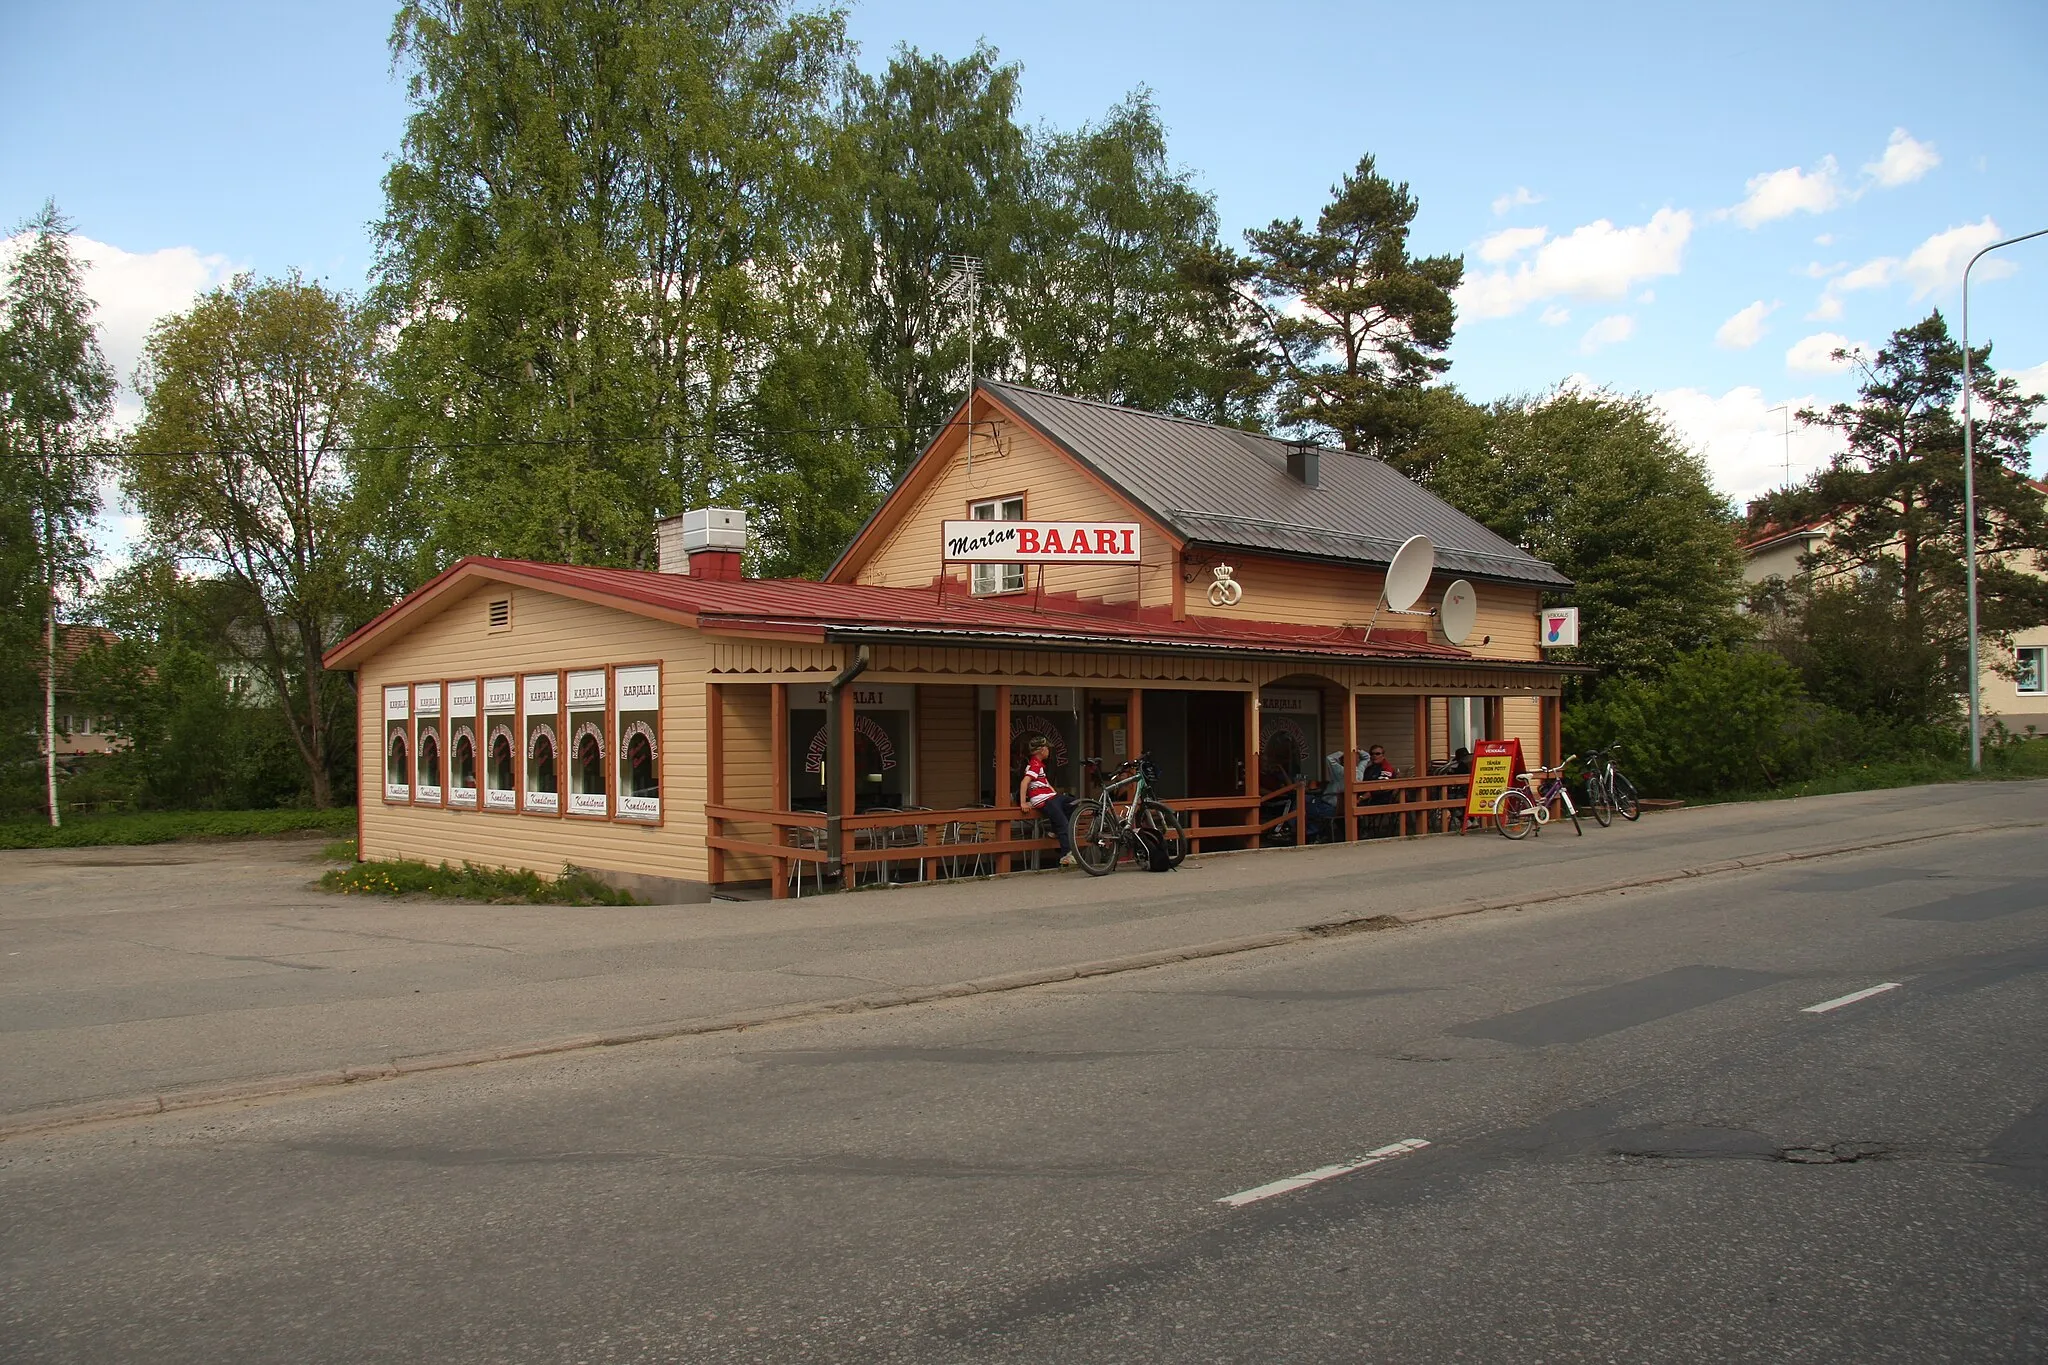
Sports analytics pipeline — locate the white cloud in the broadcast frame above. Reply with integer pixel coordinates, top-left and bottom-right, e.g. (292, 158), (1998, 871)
(1652, 384), (1841, 500)
(1864, 128), (1939, 188)
(1456, 209), (1692, 320)
(1807, 293), (1844, 321)
(1716, 300), (1777, 349)
(1830, 217), (2011, 302)
(1538, 304), (1571, 326)
(1475, 224), (1547, 264)
(1786, 331), (1871, 374)
(1730, 156), (1844, 228)
(2011, 360), (2048, 401)
(1814, 233), (1835, 246)
(0, 232), (240, 426)
(1491, 186), (1542, 215)
(1579, 313), (1635, 353)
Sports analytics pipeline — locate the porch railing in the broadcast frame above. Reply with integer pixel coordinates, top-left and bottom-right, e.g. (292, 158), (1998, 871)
(706, 776), (1481, 897)
(1339, 775), (1476, 839)
(705, 804), (1063, 899)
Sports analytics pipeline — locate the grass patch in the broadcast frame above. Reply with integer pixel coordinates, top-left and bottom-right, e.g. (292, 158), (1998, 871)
(320, 838), (358, 862)
(1692, 737), (2048, 806)
(320, 859), (640, 905)
(0, 807), (356, 850)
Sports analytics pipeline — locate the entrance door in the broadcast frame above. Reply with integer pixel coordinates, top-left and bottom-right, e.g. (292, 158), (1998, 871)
(1186, 692), (1246, 796)
(1085, 698), (1129, 794)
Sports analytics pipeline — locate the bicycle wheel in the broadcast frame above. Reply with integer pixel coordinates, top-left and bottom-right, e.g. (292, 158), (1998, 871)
(1135, 800), (1187, 868)
(1558, 790), (1584, 836)
(1587, 776), (1614, 827)
(1614, 774), (1642, 821)
(1493, 788), (1538, 840)
(1067, 799), (1119, 876)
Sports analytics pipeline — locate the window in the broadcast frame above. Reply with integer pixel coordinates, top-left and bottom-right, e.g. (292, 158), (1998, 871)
(969, 496), (1025, 595)
(2019, 647), (2045, 696)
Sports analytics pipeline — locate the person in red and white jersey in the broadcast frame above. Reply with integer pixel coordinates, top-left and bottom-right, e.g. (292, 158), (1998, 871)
(1018, 736), (1077, 868)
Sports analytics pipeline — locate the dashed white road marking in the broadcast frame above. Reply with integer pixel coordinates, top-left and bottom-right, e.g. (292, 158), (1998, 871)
(1217, 1138), (1430, 1208)
(1802, 982), (1904, 1014)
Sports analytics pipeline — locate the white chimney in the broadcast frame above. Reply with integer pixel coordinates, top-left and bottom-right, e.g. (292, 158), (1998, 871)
(656, 508), (748, 577)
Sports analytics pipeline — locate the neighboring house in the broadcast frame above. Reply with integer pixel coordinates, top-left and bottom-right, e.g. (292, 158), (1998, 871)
(1740, 484), (2048, 735)
(327, 379), (1584, 903)
(34, 625), (122, 762)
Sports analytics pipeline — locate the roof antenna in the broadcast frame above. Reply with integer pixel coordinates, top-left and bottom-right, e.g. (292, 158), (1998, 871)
(940, 254), (984, 478)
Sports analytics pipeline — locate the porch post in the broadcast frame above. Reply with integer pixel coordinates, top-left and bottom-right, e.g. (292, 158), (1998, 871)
(1126, 687), (1143, 762)
(1341, 688), (1358, 841)
(1411, 694), (1428, 836)
(833, 679), (856, 889)
(706, 682), (725, 887)
(993, 684), (1012, 875)
(1243, 687), (1259, 844)
(1542, 693), (1562, 768)
(770, 682), (790, 900)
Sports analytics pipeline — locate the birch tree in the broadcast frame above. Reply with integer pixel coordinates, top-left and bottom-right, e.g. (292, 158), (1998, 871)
(0, 202), (114, 825)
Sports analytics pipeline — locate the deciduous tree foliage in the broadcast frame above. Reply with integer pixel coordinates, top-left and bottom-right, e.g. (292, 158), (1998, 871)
(1008, 92), (1259, 423)
(125, 274), (377, 807)
(0, 201), (115, 823)
(1427, 387), (1746, 677)
(1241, 155), (1463, 457)
(372, 0), (854, 567)
(832, 44), (1028, 477)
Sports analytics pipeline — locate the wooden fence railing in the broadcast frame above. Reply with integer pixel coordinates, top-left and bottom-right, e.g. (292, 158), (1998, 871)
(708, 776), (1485, 896)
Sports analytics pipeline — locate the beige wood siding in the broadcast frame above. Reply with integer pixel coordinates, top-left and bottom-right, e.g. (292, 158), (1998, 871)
(849, 419), (1177, 607)
(1503, 695), (1543, 760)
(1351, 695), (1420, 777)
(1187, 551), (1544, 662)
(718, 683), (776, 880)
(356, 582), (709, 884)
(917, 685), (979, 808)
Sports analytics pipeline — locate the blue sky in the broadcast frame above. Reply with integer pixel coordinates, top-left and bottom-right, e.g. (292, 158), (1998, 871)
(6, 0), (2045, 538)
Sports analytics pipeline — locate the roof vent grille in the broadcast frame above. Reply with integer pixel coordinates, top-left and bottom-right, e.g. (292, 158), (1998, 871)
(487, 597), (512, 631)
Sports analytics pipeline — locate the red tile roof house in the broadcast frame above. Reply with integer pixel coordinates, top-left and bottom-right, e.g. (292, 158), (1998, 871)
(326, 382), (1584, 903)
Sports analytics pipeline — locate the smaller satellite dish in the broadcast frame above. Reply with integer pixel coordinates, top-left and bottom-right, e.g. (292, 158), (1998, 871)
(1382, 534), (1436, 613)
(1439, 579), (1477, 646)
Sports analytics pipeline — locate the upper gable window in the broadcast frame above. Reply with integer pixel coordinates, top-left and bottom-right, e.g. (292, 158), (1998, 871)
(969, 496), (1025, 595)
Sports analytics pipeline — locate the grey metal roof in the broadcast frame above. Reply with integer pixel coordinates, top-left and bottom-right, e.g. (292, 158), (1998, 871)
(984, 380), (1572, 590)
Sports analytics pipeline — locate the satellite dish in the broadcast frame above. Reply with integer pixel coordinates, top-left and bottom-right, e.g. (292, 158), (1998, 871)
(1439, 579), (1477, 646)
(1382, 535), (1436, 613)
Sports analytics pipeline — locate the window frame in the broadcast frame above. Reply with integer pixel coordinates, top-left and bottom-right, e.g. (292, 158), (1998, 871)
(967, 493), (1027, 596)
(2018, 646), (2045, 696)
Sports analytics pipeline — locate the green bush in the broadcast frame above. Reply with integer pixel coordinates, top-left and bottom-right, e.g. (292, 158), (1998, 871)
(1567, 647), (1812, 796)
(0, 807), (355, 849)
(320, 859), (640, 905)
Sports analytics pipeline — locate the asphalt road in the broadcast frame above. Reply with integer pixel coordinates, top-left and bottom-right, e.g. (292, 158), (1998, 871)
(4, 823), (2045, 1362)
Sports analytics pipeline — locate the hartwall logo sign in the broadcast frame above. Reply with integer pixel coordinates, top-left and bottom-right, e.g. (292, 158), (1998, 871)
(1541, 608), (1580, 648)
(939, 520), (1141, 563)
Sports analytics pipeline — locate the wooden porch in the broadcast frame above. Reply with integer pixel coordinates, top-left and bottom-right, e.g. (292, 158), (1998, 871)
(700, 679), (1565, 898)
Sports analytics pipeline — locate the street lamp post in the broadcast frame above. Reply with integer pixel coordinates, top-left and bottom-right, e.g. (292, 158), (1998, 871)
(1960, 226), (2048, 772)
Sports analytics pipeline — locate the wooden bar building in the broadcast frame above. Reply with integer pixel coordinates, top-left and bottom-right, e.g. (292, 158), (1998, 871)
(325, 381), (1580, 902)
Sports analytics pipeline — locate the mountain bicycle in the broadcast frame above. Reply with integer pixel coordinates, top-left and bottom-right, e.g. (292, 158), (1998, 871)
(1494, 757), (1584, 839)
(1069, 754), (1186, 876)
(1580, 744), (1641, 825)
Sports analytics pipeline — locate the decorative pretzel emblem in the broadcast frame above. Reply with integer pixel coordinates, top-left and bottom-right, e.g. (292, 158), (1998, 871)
(1207, 563), (1242, 607)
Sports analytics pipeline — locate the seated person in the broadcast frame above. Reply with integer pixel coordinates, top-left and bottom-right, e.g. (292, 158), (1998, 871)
(1324, 747), (1366, 789)
(1360, 743), (1400, 836)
